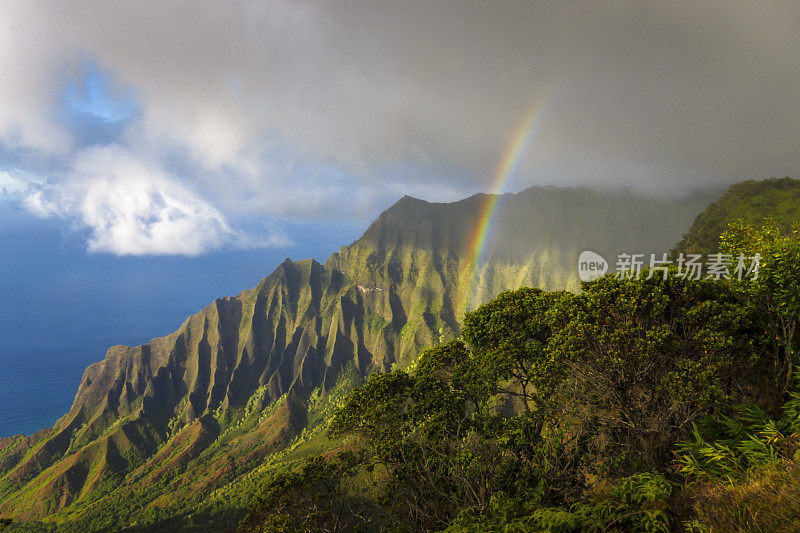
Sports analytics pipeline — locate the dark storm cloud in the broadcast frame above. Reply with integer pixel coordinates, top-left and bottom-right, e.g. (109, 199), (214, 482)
(1, 1), (798, 252)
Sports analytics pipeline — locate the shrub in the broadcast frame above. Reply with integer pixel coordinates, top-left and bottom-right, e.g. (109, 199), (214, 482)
(443, 473), (673, 533)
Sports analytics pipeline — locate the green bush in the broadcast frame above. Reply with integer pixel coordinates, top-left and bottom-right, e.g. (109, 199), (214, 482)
(443, 473), (672, 533)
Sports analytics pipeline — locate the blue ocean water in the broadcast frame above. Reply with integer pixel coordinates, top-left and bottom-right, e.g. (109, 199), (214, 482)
(0, 202), (363, 437)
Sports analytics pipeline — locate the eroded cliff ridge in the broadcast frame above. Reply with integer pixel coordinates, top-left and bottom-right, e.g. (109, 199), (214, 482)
(0, 185), (716, 526)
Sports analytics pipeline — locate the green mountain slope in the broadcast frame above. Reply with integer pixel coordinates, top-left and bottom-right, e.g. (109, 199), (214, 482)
(673, 177), (800, 255)
(0, 185), (719, 529)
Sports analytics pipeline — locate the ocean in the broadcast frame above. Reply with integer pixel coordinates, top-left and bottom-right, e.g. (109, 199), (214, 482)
(0, 202), (362, 437)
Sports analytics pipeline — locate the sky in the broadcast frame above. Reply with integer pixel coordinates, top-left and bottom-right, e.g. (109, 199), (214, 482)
(1, 1), (800, 255)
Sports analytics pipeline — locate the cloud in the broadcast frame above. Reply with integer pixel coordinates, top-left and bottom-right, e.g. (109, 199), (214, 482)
(23, 146), (290, 255)
(2, 1), (800, 254)
(0, 169), (43, 197)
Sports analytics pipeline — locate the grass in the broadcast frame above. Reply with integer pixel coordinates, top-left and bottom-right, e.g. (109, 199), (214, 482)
(683, 463), (800, 532)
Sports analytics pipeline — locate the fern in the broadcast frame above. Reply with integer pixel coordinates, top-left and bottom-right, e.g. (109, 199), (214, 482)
(676, 367), (800, 482)
(443, 474), (672, 532)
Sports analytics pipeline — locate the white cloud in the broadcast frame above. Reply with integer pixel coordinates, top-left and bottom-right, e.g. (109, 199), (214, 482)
(0, 169), (43, 196)
(23, 146), (290, 255)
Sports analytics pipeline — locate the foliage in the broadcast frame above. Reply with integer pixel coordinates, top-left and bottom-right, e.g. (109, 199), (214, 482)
(320, 277), (764, 528)
(673, 177), (800, 255)
(444, 473), (672, 533)
(675, 366), (800, 483)
(720, 219), (800, 399)
(328, 288), (584, 530)
(459, 288), (573, 417)
(553, 272), (756, 471)
(239, 451), (375, 533)
(251, 259), (791, 531)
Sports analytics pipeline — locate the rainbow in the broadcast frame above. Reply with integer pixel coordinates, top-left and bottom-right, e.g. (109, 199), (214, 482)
(460, 97), (548, 315)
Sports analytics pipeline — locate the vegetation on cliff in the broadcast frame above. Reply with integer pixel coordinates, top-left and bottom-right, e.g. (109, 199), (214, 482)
(4, 183), (800, 531)
(673, 178), (800, 255)
(0, 186), (711, 530)
(243, 220), (800, 532)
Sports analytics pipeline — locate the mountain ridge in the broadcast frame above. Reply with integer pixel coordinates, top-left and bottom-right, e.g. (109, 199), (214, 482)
(0, 183), (726, 528)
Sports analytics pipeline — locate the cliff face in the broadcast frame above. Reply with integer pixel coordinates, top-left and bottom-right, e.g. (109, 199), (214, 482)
(0, 258), (411, 519)
(0, 185), (716, 524)
(331, 186), (718, 315)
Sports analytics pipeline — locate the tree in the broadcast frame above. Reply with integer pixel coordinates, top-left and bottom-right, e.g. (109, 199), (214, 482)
(239, 452), (374, 532)
(720, 219), (800, 400)
(460, 287), (573, 419)
(329, 288), (581, 530)
(553, 272), (754, 470)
